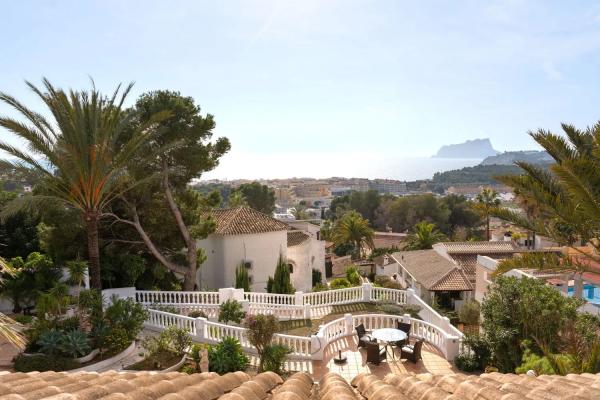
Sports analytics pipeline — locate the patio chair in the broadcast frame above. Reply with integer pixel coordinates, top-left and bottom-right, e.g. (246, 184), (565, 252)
(355, 324), (374, 348)
(365, 341), (386, 365)
(393, 321), (411, 347)
(400, 339), (424, 363)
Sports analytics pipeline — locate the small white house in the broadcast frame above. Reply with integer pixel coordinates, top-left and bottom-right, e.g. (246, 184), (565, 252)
(197, 206), (325, 292)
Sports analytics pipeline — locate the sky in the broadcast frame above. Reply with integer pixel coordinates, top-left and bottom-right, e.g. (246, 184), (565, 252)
(2, 0), (600, 180)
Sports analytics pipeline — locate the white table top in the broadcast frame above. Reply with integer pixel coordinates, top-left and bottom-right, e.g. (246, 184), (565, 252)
(371, 328), (407, 343)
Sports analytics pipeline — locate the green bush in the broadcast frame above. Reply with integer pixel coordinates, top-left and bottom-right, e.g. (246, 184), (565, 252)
(312, 269), (322, 287)
(13, 354), (78, 372)
(218, 299), (245, 324)
(163, 326), (192, 356)
(105, 327), (132, 353)
(462, 333), (491, 371)
(458, 300), (480, 326)
(189, 310), (208, 318)
(516, 347), (559, 375)
(208, 337), (249, 374)
(329, 278), (352, 289)
(60, 330), (91, 358)
(261, 344), (291, 374)
(243, 314), (279, 372)
(37, 329), (63, 356)
(345, 265), (361, 286)
(105, 297), (148, 342)
(312, 283), (328, 292)
(454, 353), (479, 372)
(13, 314), (33, 325)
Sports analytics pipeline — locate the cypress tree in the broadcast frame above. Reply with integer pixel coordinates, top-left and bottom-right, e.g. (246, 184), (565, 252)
(235, 261), (250, 292)
(267, 253), (295, 294)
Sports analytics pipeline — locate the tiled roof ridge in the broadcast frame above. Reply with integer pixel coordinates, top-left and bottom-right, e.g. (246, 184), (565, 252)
(287, 230), (311, 247)
(429, 267), (473, 291)
(211, 206), (289, 235)
(438, 241), (520, 254)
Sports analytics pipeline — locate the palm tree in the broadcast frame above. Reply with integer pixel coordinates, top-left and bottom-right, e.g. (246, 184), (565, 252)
(0, 79), (161, 289)
(494, 123), (600, 265)
(332, 211), (374, 259)
(0, 258), (26, 349)
(66, 260), (88, 295)
(474, 188), (501, 241)
(405, 221), (447, 250)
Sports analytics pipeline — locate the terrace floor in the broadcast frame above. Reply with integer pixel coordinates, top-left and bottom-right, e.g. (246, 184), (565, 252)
(275, 335), (457, 382)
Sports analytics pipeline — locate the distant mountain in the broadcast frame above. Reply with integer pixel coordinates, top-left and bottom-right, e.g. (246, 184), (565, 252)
(433, 138), (499, 159)
(480, 150), (553, 166)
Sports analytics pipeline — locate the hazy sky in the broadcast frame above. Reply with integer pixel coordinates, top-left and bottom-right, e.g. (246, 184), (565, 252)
(2, 1), (600, 179)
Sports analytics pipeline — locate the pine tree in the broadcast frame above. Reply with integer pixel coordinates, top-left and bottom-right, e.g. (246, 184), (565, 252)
(267, 254), (295, 294)
(235, 262), (250, 292)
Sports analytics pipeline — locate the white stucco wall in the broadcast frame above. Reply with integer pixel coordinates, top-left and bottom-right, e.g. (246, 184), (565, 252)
(197, 231), (287, 291)
(287, 237), (326, 292)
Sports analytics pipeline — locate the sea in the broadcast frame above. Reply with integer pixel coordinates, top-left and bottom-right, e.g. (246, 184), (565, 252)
(201, 152), (483, 182)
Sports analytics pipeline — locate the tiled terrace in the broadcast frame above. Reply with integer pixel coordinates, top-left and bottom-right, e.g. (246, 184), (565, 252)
(278, 335), (456, 382)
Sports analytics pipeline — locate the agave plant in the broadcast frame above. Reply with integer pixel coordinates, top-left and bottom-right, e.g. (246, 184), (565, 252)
(60, 329), (91, 358)
(37, 329), (63, 356)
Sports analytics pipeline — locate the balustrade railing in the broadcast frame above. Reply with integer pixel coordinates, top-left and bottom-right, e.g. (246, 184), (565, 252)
(136, 290), (219, 305)
(302, 286), (363, 306)
(273, 333), (311, 358)
(243, 292), (295, 305)
(370, 287), (407, 304)
(145, 309), (198, 336)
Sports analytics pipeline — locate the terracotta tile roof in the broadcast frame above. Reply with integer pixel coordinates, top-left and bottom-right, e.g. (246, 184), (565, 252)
(429, 268), (473, 291)
(211, 206), (289, 235)
(391, 250), (457, 290)
(437, 241), (520, 254)
(1, 369), (599, 400)
(0, 370), (290, 400)
(451, 253), (515, 278)
(287, 230), (310, 247)
(352, 371), (600, 400)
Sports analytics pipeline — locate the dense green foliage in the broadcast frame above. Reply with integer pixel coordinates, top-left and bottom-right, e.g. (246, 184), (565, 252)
(208, 337), (250, 374)
(230, 182), (275, 214)
(481, 276), (583, 372)
(266, 254), (295, 294)
(104, 297), (149, 346)
(218, 299), (245, 324)
(332, 211), (374, 259)
(13, 354), (78, 372)
(345, 265), (361, 286)
(458, 300), (480, 326)
(432, 164), (523, 187)
(311, 268), (322, 287)
(261, 344), (291, 374)
(235, 262), (250, 291)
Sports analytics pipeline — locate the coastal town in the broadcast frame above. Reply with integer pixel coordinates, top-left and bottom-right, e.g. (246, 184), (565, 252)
(0, 2), (599, 399)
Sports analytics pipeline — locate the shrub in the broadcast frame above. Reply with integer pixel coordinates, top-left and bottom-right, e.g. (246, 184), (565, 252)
(164, 326), (192, 356)
(60, 330), (91, 358)
(13, 354), (78, 372)
(208, 337), (249, 374)
(312, 269), (322, 287)
(77, 289), (103, 329)
(37, 329), (63, 356)
(261, 344), (291, 374)
(218, 299), (245, 324)
(329, 278), (351, 289)
(458, 300), (480, 326)
(455, 353), (479, 372)
(345, 265), (361, 286)
(235, 262), (250, 292)
(189, 310), (208, 318)
(105, 327), (132, 353)
(312, 283), (328, 292)
(515, 347), (559, 375)
(91, 322), (110, 351)
(462, 333), (491, 371)
(243, 314), (278, 371)
(13, 314), (33, 325)
(266, 254), (295, 294)
(104, 297), (148, 342)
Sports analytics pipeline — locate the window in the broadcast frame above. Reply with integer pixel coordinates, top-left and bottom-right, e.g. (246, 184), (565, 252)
(244, 261), (253, 269)
(316, 231), (321, 240)
(248, 275), (253, 284)
(287, 263), (294, 273)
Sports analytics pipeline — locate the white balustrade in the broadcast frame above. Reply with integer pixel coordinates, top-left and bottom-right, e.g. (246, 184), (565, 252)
(203, 320), (252, 348)
(248, 303), (305, 320)
(302, 286), (363, 306)
(273, 333), (311, 358)
(145, 309), (197, 336)
(243, 292), (295, 305)
(370, 287), (407, 304)
(136, 290), (219, 305)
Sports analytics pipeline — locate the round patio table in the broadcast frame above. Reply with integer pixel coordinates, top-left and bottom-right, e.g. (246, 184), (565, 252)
(371, 328), (407, 359)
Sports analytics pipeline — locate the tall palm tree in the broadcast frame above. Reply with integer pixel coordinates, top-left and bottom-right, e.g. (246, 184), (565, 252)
(0, 79), (160, 289)
(405, 221), (447, 250)
(332, 210), (374, 259)
(474, 188), (501, 241)
(0, 258), (25, 349)
(494, 123), (600, 266)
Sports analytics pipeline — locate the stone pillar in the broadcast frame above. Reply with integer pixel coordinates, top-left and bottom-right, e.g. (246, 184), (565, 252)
(218, 288), (233, 304)
(344, 313), (354, 335)
(195, 317), (207, 341)
(445, 335), (461, 361)
(231, 288), (245, 301)
(362, 282), (372, 302)
(294, 291), (304, 306)
(303, 304), (312, 320)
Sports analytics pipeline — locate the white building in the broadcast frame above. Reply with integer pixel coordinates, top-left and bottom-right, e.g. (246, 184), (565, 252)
(197, 206), (325, 292)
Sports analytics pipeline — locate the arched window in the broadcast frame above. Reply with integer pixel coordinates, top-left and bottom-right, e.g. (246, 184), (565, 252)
(287, 263), (294, 273)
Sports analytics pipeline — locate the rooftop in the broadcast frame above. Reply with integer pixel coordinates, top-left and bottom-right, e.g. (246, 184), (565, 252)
(211, 206), (289, 235)
(391, 250), (470, 291)
(287, 230), (311, 247)
(434, 241), (520, 254)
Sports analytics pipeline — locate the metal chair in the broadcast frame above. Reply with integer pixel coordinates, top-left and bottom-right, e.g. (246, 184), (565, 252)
(393, 321), (411, 347)
(365, 341), (387, 365)
(355, 324), (373, 348)
(400, 339), (424, 363)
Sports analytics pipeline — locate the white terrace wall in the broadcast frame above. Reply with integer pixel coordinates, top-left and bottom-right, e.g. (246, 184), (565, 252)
(122, 283), (464, 361)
